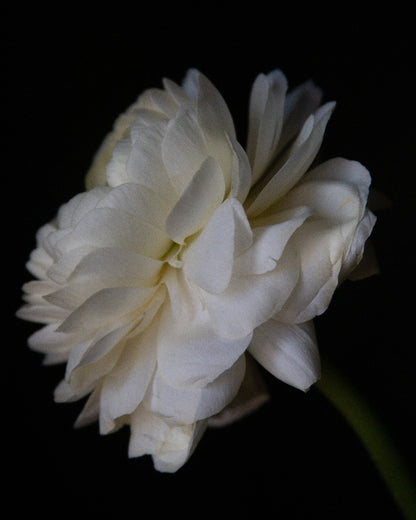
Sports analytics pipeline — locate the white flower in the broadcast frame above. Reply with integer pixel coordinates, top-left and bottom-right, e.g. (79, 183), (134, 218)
(18, 68), (376, 472)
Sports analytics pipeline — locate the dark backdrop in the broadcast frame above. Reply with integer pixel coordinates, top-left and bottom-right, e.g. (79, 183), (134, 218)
(4, 6), (415, 518)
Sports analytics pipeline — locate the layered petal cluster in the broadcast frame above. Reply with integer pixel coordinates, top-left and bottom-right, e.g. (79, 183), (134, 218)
(18, 69), (376, 472)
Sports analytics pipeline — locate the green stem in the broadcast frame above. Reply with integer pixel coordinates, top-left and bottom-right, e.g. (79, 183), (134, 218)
(316, 357), (416, 520)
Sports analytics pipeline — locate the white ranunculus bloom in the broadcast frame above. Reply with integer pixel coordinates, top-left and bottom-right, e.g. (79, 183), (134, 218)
(18, 69), (376, 472)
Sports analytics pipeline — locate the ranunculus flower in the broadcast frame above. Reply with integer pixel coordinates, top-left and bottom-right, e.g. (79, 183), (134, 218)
(18, 69), (376, 472)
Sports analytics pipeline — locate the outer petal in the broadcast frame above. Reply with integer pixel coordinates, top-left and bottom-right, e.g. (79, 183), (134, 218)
(45, 249), (162, 311)
(249, 319), (320, 391)
(128, 406), (207, 473)
(247, 102), (335, 217)
(27, 323), (76, 363)
(148, 355), (246, 424)
(192, 69), (236, 141)
(137, 87), (179, 118)
(276, 219), (344, 323)
(46, 245), (96, 284)
(105, 137), (131, 186)
(151, 420), (207, 473)
(21, 280), (58, 304)
(66, 323), (132, 388)
(56, 207), (172, 259)
(84, 105), (144, 189)
(195, 71), (236, 185)
(74, 385), (101, 428)
(274, 175), (374, 322)
(68, 247), (163, 288)
(54, 332), (127, 401)
(158, 269), (252, 388)
(96, 183), (172, 231)
(16, 301), (67, 324)
(229, 135), (252, 203)
(56, 286), (157, 333)
(247, 70), (288, 184)
(57, 187), (110, 229)
(126, 116), (177, 202)
(279, 178), (364, 225)
(340, 209), (377, 280)
(277, 79), (322, 154)
(163, 77), (193, 107)
(183, 68), (237, 184)
(161, 106), (208, 195)
(181, 68), (201, 100)
(99, 319), (158, 434)
(26, 244), (54, 279)
(301, 157), (372, 207)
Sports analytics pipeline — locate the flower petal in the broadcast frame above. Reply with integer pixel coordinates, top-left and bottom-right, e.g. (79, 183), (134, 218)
(27, 323), (75, 360)
(128, 407), (207, 472)
(161, 106), (208, 194)
(68, 247), (163, 288)
(247, 102), (335, 217)
(340, 209), (377, 280)
(181, 68), (200, 100)
(249, 319), (320, 391)
(163, 77), (193, 106)
(126, 116), (177, 202)
(158, 270), (252, 388)
(99, 320), (158, 433)
(74, 385), (101, 428)
(234, 206), (312, 275)
(183, 198), (252, 294)
(280, 178), (363, 224)
(204, 247), (299, 339)
(84, 105), (144, 189)
(194, 71), (236, 184)
(151, 420), (207, 473)
(105, 137), (131, 186)
(143, 88), (179, 118)
(277, 79), (322, 153)
(96, 183), (172, 231)
(55, 326), (128, 401)
(229, 135), (252, 203)
(302, 157), (371, 203)
(26, 245), (54, 279)
(276, 219), (344, 323)
(45, 248), (162, 311)
(247, 70), (288, 184)
(46, 245), (96, 284)
(165, 156), (225, 244)
(57, 286), (157, 333)
(57, 187), (110, 229)
(56, 207), (172, 259)
(194, 69), (236, 141)
(148, 355), (246, 424)
(16, 302), (67, 324)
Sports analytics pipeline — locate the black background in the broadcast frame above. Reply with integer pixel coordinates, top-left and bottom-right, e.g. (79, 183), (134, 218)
(4, 5), (415, 518)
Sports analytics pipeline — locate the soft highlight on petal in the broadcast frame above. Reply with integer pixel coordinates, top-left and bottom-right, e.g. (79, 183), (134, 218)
(165, 156), (225, 244)
(183, 198), (252, 294)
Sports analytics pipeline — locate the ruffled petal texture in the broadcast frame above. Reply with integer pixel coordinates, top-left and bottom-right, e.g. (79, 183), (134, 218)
(17, 68), (376, 472)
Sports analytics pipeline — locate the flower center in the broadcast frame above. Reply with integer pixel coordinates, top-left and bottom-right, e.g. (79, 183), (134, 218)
(164, 242), (184, 269)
